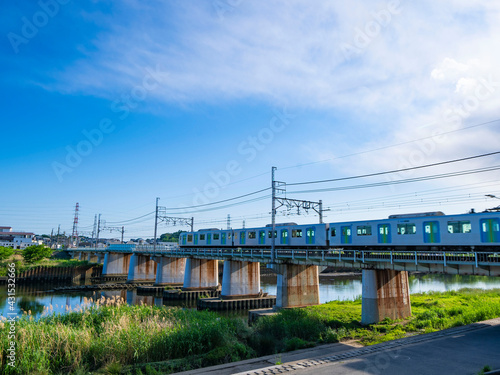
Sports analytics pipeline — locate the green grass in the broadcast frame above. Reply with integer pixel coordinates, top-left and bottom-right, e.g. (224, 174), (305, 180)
(1, 289), (500, 374)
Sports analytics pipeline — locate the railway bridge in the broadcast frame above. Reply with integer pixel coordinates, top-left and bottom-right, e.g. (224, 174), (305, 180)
(67, 245), (500, 324)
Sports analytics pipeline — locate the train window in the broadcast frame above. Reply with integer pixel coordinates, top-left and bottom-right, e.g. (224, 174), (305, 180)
(268, 230), (277, 238)
(213, 233), (220, 240)
(187, 234), (193, 242)
(228, 233), (232, 239)
(447, 221), (471, 234)
(342, 227), (351, 236)
(200, 234), (205, 240)
(292, 229), (303, 238)
(331, 228), (336, 237)
(397, 223), (416, 235)
(357, 226), (372, 236)
(248, 231), (256, 239)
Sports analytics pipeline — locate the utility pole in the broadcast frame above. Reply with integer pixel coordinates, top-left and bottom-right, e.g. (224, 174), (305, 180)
(154, 198), (194, 235)
(71, 202), (79, 248)
(242, 220), (246, 229)
(56, 225), (60, 248)
(271, 166), (276, 262)
(95, 214), (101, 251)
(121, 226), (124, 244)
(227, 214), (231, 230)
(91, 214), (97, 248)
(319, 200), (323, 224)
(154, 197), (159, 252)
(50, 228), (54, 249)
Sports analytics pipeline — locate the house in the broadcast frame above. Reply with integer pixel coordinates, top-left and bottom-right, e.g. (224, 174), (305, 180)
(0, 226), (36, 249)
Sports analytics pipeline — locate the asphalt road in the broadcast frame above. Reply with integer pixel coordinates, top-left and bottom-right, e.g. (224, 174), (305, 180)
(285, 320), (500, 375)
(180, 318), (500, 375)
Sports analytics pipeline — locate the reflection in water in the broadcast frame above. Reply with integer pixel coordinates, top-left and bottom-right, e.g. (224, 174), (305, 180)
(1, 273), (500, 318)
(261, 273), (500, 304)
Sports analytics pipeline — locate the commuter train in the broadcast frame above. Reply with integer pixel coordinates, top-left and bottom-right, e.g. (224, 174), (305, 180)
(179, 211), (500, 251)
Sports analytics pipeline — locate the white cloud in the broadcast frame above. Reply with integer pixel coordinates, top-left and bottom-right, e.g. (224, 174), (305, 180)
(45, 0), (500, 188)
(431, 58), (469, 82)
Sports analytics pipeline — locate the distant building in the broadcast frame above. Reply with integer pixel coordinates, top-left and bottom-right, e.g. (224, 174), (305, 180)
(0, 226), (35, 249)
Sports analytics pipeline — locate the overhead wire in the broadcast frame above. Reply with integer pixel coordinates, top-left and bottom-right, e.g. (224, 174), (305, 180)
(287, 151), (500, 186)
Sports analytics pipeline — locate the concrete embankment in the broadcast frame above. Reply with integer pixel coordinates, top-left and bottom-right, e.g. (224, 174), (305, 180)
(0, 264), (102, 283)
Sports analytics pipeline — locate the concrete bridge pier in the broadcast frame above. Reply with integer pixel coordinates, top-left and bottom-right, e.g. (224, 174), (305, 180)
(153, 256), (186, 286)
(182, 258), (219, 290)
(361, 269), (411, 325)
(270, 263), (320, 308)
(127, 253), (157, 283)
(96, 253), (103, 264)
(102, 252), (131, 277)
(221, 260), (260, 299)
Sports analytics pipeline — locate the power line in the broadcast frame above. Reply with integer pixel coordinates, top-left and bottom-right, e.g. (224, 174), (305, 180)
(287, 151), (500, 186)
(162, 187), (271, 210)
(288, 165), (500, 195)
(106, 211), (155, 224)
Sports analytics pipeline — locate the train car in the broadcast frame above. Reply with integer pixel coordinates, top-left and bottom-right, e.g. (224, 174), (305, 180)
(179, 210), (499, 252)
(271, 223), (328, 248)
(180, 229), (234, 247)
(328, 211), (500, 251)
(231, 223), (296, 248)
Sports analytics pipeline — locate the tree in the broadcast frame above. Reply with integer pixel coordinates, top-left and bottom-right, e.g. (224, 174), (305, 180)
(159, 230), (182, 243)
(0, 246), (14, 261)
(22, 245), (52, 263)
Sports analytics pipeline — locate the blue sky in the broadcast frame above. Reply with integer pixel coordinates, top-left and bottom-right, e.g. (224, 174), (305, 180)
(1, 0), (500, 239)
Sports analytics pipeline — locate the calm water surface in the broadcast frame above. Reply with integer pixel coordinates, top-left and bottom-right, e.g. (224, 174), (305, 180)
(2, 274), (500, 319)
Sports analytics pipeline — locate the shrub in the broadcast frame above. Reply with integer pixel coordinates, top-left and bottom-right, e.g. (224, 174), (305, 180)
(0, 246), (14, 261)
(22, 245), (52, 263)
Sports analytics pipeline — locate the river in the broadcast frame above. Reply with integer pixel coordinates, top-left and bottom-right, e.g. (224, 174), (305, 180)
(1, 273), (500, 319)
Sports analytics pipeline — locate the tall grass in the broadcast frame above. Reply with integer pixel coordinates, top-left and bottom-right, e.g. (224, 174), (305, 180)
(0, 299), (254, 374)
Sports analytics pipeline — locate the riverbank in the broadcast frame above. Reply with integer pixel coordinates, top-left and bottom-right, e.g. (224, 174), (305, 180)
(1, 288), (500, 374)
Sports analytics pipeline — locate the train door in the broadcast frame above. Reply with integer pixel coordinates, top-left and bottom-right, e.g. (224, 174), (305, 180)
(280, 229), (289, 245)
(194, 234), (198, 245)
(341, 226), (352, 244)
(480, 218), (500, 243)
(182, 235), (187, 245)
(423, 221), (440, 243)
(221, 232), (226, 245)
(306, 227), (315, 244)
(207, 233), (211, 245)
(239, 231), (246, 245)
(378, 224), (391, 244)
(259, 230), (266, 245)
